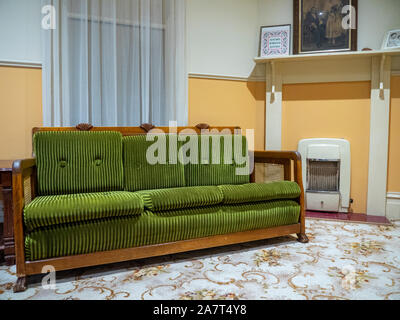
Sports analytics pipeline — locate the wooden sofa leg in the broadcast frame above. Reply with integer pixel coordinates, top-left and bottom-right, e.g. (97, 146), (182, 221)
(14, 277), (27, 293)
(297, 233), (309, 243)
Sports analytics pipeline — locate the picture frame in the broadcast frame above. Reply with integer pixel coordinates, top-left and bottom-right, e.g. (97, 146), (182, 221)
(259, 24), (291, 57)
(381, 29), (400, 50)
(293, 0), (358, 54)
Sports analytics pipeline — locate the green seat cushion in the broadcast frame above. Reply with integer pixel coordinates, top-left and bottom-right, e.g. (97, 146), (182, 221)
(184, 134), (250, 186)
(219, 181), (301, 204)
(137, 186), (223, 211)
(123, 135), (186, 191)
(24, 191), (144, 231)
(25, 200), (300, 261)
(34, 131), (123, 195)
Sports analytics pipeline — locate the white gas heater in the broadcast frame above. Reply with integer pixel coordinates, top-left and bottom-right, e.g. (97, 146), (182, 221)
(298, 139), (351, 213)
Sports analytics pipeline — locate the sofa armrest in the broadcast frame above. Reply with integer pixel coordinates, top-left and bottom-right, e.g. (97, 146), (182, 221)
(13, 158), (37, 205)
(13, 158), (36, 174)
(252, 150), (302, 184)
(12, 158), (37, 276)
(251, 151), (305, 234)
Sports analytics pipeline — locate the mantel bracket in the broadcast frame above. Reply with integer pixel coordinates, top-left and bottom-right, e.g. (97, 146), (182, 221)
(379, 54), (386, 100)
(270, 61), (276, 103)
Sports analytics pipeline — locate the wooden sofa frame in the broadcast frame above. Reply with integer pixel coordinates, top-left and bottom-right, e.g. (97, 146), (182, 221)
(12, 123), (308, 292)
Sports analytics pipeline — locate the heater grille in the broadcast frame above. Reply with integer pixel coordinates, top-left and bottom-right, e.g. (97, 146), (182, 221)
(307, 160), (340, 192)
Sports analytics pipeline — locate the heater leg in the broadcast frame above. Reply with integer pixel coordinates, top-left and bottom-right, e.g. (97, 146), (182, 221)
(297, 233), (309, 243)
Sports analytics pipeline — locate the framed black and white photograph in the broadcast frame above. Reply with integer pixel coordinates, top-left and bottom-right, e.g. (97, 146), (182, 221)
(382, 29), (400, 50)
(293, 0), (358, 54)
(259, 24), (291, 57)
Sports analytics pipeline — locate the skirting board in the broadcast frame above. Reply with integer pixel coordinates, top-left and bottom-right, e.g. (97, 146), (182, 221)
(386, 193), (400, 221)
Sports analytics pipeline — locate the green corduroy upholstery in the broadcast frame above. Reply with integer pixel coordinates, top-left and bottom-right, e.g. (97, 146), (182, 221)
(184, 135), (250, 186)
(137, 186), (223, 211)
(25, 200), (300, 261)
(34, 131), (124, 195)
(218, 181), (301, 204)
(24, 191), (144, 231)
(123, 135), (186, 191)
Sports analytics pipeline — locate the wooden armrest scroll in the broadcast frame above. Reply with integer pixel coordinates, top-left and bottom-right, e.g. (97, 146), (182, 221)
(12, 159), (36, 175)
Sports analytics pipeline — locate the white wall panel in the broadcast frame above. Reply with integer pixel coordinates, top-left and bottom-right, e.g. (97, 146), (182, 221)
(186, 0), (259, 78)
(187, 0), (400, 77)
(0, 0), (42, 63)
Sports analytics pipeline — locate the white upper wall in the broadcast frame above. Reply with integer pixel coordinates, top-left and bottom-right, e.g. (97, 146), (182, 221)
(186, 0), (259, 78)
(0, 0), (398, 75)
(0, 0), (42, 63)
(258, 0), (400, 51)
(358, 0), (400, 50)
(188, 0), (400, 78)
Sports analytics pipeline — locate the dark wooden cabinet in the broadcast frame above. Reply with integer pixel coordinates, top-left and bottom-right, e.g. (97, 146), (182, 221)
(0, 160), (15, 265)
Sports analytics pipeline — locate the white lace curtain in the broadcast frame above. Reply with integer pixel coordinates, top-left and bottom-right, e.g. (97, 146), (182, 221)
(42, 0), (187, 127)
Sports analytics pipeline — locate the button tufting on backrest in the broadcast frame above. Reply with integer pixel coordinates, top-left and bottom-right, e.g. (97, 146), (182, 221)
(59, 160), (67, 168)
(34, 131), (124, 195)
(94, 159), (102, 166)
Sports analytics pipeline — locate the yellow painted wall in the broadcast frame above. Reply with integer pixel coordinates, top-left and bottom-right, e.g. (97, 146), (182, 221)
(188, 78), (372, 213)
(0, 68), (397, 211)
(188, 78), (266, 150)
(0, 66), (42, 159)
(388, 76), (400, 193)
(282, 82), (371, 214)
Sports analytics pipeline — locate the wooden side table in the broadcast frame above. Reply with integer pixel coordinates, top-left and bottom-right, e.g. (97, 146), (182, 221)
(0, 160), (15, 265)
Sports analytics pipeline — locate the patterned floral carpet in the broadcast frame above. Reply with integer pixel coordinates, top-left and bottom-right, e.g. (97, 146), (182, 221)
(1, 219), (399, 300)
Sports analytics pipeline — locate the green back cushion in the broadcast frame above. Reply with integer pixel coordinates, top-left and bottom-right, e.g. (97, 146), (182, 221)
(34, 131), (123, 195)
(184, 134), (250, 186)
(123, 135), (186, 191)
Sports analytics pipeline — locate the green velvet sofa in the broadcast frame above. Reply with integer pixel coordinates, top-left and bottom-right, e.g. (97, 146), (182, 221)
(12, 124), (308, 292)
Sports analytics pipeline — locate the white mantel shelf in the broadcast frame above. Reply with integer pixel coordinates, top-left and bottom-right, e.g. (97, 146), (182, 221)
(254, 49), (400, 64)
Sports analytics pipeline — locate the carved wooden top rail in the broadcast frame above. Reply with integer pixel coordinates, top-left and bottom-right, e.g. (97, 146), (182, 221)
(32, 123), (241, 137)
